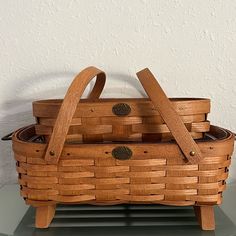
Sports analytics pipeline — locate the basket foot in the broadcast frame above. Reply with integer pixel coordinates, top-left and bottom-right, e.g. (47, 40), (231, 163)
(35, 204), (56, 228)
(194, 206), (215, 230)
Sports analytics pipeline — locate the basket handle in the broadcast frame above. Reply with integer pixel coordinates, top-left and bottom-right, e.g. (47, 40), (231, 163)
(44, 66), (203, 164)
(87, 70), (106, 99)
(44, 66), (106, 163)
(136, 68), (203, 164)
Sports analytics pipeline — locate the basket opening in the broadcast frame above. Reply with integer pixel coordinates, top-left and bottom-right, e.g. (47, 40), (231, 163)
(16, 125), (230, 145)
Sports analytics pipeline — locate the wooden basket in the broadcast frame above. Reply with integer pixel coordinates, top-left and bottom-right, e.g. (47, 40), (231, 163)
(6, 67), (236, 230)
(34, 98), (210, 143)
(33, 68), (210, 143)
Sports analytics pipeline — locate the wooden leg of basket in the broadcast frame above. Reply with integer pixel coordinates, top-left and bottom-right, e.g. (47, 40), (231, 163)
(35, 204), (56, 228)
(194, 206), (215, 230)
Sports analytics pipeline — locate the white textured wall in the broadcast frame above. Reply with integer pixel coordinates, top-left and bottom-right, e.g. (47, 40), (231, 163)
(0, 0), (235, 187)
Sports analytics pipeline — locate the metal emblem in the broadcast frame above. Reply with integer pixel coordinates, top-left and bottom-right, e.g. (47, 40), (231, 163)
(112, 103), (131, 116)
(112, 146), (132, 160)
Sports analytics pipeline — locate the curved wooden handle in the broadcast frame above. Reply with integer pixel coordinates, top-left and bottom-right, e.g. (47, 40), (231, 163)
(45, 66), (203, 164)
(136, 68), (203, 164)
(44, 66), (106, 163)
(137, 68), (203, 164)
(87, 72), (106, 99)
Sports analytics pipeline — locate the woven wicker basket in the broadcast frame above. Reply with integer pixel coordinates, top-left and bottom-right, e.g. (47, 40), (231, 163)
(33, 68), (210, 143)
(33, 98), (210, 143)
(4, 67), (235, 230)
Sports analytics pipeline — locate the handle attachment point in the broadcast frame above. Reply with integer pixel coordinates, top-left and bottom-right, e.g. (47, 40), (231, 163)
(49, 151), (55, 156)
(190, 151), (195, 156)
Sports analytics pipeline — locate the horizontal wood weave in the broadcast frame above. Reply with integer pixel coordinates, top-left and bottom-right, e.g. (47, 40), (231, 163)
(13, 125), (234, 207)
(33, 98), (210, 143)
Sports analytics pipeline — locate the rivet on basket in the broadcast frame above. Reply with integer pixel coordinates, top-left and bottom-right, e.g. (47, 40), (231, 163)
(190, 151), (195, 156)
(49, 150), (55, 156)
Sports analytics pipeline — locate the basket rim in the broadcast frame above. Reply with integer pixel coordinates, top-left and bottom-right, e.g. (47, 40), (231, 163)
(12, 124), (234, 147)
(32, 97), (211, 105)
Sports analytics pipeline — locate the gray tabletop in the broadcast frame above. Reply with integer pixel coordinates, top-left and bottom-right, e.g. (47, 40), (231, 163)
(0, 183), (236, 236)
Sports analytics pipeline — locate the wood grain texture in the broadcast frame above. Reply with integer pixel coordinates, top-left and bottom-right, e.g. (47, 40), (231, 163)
(194, 206), (215, 230)
(44, 66), (106, 164)
(9, 66), (235, 229)
(40, 67), (210, 164)
(33, 98), (210, 118)
(35, 205), (56, 228)
(12, 123), (234, 229)
(13, 125), (234, 206)
(34, 99), (210, 144)
(137, 68), (204, 164)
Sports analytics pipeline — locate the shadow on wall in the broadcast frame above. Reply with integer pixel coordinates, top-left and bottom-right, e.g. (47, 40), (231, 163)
(0, 71), (147, 187)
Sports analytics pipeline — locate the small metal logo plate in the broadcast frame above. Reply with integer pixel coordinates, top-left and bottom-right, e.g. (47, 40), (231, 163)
(112, 103), (131, 116)
(112, 146), (132, 160)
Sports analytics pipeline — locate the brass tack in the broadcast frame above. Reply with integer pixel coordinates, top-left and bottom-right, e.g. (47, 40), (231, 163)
(190, 151), (195, 156)
(49, 150), (55, 156)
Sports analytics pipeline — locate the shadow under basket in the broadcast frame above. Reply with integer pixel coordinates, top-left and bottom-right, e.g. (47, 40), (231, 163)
(12, 124), (234, 230)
